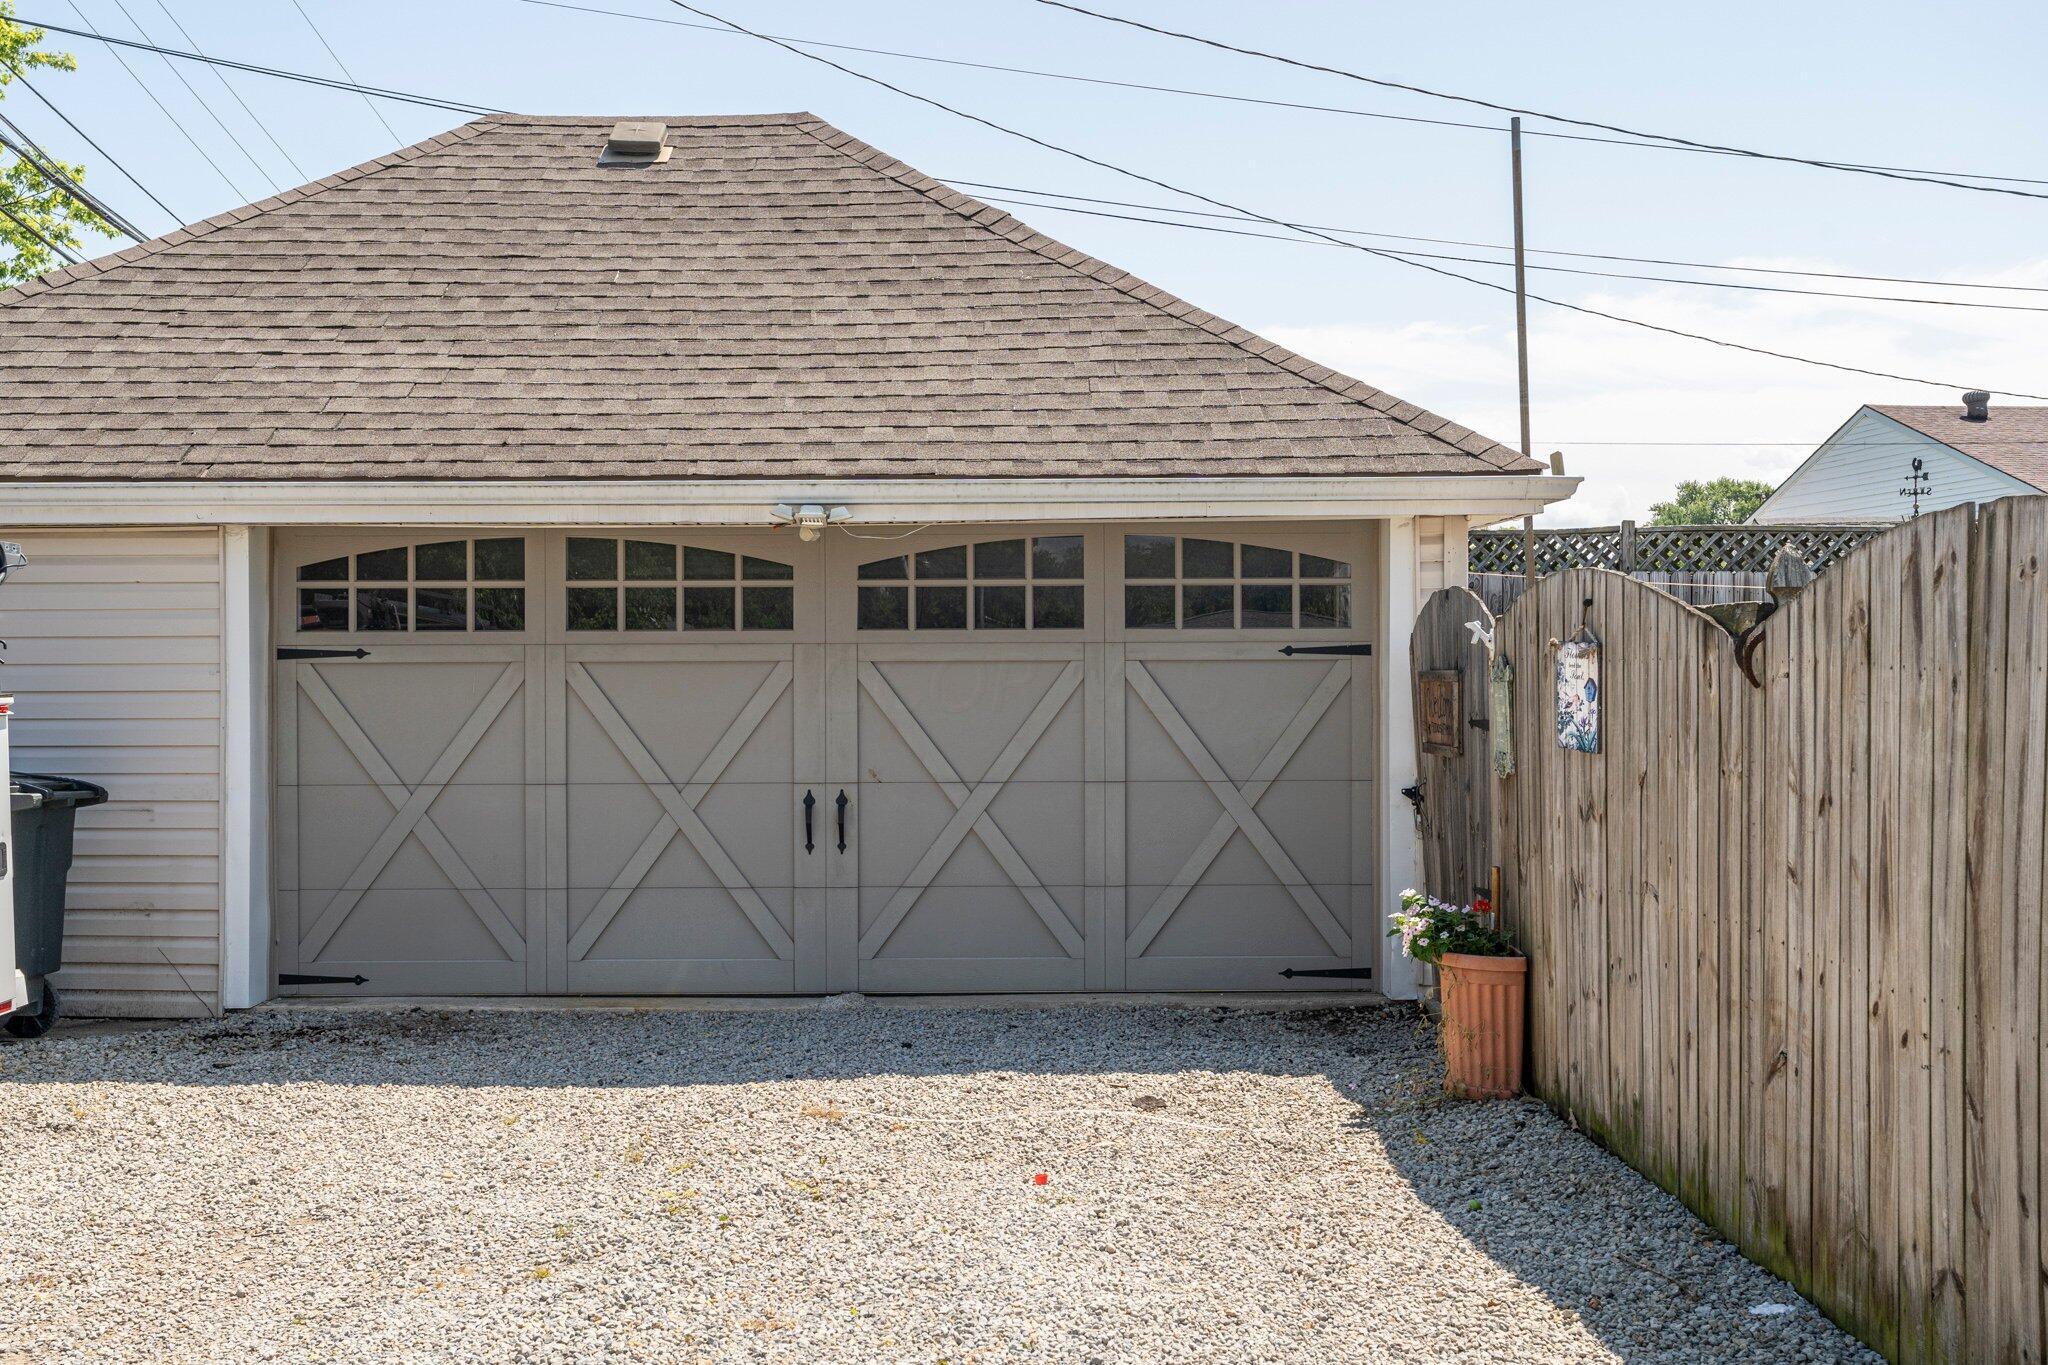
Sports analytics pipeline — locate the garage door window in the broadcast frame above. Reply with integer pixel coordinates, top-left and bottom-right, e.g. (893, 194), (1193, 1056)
(564, 537), (795, 632)
(1123, 535), (1350, 630)
(296, 537), (527, 633)
(856, 536), (1084, 630)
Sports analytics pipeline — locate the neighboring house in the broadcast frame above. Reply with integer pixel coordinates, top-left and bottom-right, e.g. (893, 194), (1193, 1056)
(0, 114), (1569, 1016)
(1751, 392), (2048, 523)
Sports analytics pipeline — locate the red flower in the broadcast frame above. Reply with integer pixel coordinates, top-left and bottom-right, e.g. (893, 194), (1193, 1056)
(1473, 896), (1493, 913)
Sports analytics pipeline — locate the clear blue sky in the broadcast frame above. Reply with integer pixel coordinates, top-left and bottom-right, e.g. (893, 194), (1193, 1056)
(14, 0), (2048, 521)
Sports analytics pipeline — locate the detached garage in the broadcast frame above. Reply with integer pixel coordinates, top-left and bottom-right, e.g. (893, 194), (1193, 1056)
(0, 113), (1570, 1012)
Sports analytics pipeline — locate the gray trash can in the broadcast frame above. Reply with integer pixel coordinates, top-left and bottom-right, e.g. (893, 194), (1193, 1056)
(7, 774), (108, 1038)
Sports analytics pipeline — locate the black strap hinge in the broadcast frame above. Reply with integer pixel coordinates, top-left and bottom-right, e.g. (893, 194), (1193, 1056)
(1280, 966), (1374, 980)
(278, 647), (370, 661)
(278, 972), (368, 986)
(1278, 644), (1372, 657)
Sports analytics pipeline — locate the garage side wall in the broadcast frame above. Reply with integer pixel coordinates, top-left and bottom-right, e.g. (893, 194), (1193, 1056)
(3, 529), (224, 1017)
(1413, 515), (1470, 598)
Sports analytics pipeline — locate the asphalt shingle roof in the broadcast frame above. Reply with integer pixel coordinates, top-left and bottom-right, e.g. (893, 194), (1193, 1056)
(0, 113), (1536, 481)
(1873, 403), (2048, 492)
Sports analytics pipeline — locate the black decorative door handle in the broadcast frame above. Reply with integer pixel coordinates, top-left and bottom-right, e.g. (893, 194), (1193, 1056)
(835, 789), (849, 853)
(802, 790), (816, 853)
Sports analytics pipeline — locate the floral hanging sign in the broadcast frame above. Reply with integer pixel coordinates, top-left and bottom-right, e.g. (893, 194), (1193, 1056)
(1555, 625), (1600, 754)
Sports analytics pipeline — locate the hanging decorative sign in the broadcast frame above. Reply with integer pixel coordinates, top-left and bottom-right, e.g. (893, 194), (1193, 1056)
(1555, 626), (1601, 754)
(1490, 652), (1515, 776)
(1418, 670), (1462, 755)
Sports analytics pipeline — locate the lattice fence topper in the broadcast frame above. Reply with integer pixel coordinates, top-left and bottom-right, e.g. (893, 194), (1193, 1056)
(1467, 521), (1887, 577)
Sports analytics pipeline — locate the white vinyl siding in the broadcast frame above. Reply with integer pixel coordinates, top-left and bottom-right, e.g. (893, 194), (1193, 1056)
(3, 530), (223, 1017)
(1753, 409), (2038, 523)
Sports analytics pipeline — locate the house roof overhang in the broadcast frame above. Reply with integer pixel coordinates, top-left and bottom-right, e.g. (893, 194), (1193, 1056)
(0, 473), (1576, 528)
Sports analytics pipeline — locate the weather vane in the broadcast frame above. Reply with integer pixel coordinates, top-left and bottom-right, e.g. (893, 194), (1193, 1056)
(1899, 456), (1933, 518)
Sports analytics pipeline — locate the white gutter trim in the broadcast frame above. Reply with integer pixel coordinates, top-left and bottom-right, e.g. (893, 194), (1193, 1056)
(0, 475), (1577, 527)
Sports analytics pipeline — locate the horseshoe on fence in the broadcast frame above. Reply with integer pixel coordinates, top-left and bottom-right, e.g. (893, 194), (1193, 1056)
(1735, 629), (1768, 690)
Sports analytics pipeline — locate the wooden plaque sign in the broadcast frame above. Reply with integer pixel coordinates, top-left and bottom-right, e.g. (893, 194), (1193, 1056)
(1418, 669), (1462, 755)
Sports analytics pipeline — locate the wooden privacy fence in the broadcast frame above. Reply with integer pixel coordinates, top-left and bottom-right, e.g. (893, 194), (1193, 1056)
(1414, 496), (2048, 1363)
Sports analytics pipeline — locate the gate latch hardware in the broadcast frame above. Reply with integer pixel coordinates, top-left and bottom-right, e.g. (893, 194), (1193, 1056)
(1400, 783), (1424, 812)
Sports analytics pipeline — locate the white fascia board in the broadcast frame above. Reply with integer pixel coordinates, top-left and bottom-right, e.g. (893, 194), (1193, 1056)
(1, 475), (1577, 527)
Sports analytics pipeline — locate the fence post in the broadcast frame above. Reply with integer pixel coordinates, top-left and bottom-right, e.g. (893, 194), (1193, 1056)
(1619, 519), (1639, 574)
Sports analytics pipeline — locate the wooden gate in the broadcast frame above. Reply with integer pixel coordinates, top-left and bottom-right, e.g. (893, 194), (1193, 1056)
(1409, 586), (1496, 909)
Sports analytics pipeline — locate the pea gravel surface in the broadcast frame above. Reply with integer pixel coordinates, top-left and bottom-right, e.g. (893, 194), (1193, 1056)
(0, 1002), (1868, 1364)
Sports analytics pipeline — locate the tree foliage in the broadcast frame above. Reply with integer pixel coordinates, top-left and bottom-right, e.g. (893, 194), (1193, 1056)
(0, 2), (109, 284)
(1647, 476), (1776, 526)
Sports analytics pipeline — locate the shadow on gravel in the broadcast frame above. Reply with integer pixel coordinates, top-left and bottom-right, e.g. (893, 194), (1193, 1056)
(0, 1000), (1418, 1092)
(0, 1000), (1847, 1361)
(1340, 1014), (1845, 1362)
(0, 1002), (1859, 1365)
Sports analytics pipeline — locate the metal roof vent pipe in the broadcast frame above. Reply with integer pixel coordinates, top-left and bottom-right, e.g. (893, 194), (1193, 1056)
(1962, 390), (1991, 421)
(599, 121), (671, 167)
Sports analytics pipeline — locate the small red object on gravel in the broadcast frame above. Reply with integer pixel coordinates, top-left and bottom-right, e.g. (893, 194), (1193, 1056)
(1032, 1172), (1049, 1186)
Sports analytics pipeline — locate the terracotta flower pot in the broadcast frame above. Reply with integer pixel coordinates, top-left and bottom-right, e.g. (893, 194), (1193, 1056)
(1437, 952), (1528, 1099)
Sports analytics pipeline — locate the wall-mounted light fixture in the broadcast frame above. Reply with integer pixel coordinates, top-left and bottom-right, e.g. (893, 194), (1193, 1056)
(768, 504), (853, 541)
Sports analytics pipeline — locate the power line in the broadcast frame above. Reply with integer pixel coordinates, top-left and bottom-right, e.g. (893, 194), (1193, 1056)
(8, 16), (498, 114)
(0, 106), (145, 238)
(970, 190), (2048, 314)
(57, 0), (246, 199)
(16, 11), (2042, 305)
(520, 0), (2048, 188)
(4, 8), (2036, 392)
(151, 0), (309, 182)
(106, 0), (277, 193)
(946, 180), (2048, 296)
(13, 72), (182, 222)
(653, 0), (2048, 401)
(0, 195), (81, 263)
(286, 0), (398, 143)
(1028, 0), (2048, 203)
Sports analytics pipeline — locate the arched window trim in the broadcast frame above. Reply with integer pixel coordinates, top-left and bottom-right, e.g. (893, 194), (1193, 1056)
(1121, 534), (1351, 630)
(562, 536), (797, 633)
(294, 535), (528, 634)
(855, 534), (1085, 631)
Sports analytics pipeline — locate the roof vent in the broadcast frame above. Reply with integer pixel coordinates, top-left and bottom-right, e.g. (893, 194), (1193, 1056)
(599, 121), (671, 166)
(1962, 390), (1991, 422)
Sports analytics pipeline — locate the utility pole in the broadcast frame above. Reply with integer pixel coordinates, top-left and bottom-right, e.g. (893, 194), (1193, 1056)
(1512, 117), (1536, 586)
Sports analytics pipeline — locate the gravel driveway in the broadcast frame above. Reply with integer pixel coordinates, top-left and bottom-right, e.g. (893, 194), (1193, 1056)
(0, 1001), (1865, 1363)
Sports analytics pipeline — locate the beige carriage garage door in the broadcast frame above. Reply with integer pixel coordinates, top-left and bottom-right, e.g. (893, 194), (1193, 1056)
(273, 530), (824, 996)
(274, 524), (1372, 996)
(827, 526), (1374, 994)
